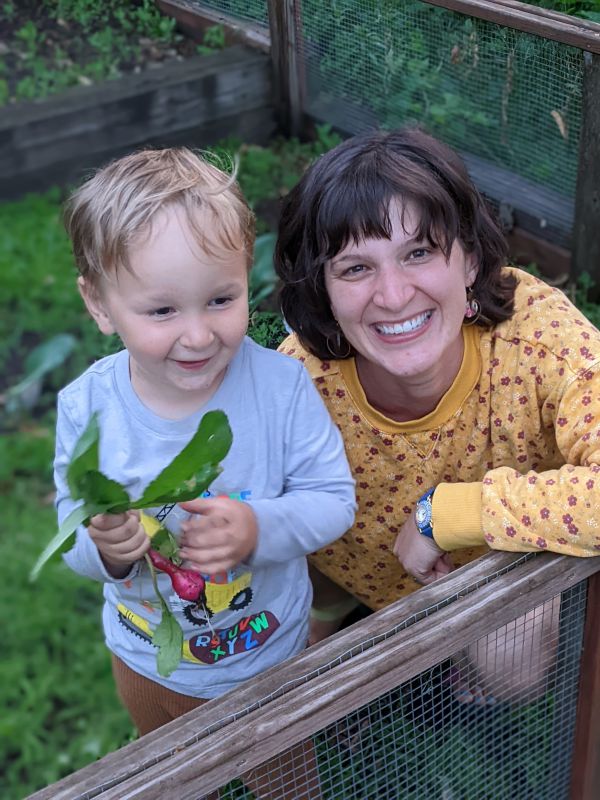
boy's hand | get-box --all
[393,512,454,586]
[178,498,258,574]
[87,510,149,578]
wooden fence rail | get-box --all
[27,550,600,800]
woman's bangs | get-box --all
[316,177,395,260]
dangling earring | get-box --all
[325,327,351,359]
[464,285,481,324]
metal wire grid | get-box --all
[188,0,269,26]
[297,0,583,201]
[214,579,587,799]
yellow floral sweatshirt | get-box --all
[279,268,600,610]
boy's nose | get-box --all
[179,317,214,350]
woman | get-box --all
[274,127,600,700]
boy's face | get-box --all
[79,205,249,418]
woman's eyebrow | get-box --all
[330,235,424,264]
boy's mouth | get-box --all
[174,358,211,370]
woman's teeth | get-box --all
[376,311,432,335]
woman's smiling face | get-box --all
[324,201,478,399]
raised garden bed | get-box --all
[0,43,274,201]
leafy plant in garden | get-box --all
[31,409,233,677]
[1,1,189,106]
[197,24,227,55]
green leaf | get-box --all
[30,503,98,581]
[151,526,181,564]
[66,413,130,509]
[132,463,222,508]
[66,413,101,499]
[154,605,183,677]
[135,410,232,506]
[76,470,130,511]
[6,334,77,411]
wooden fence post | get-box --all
[569,570,600,800]
[571,51,600,300]
[266,0,304,137]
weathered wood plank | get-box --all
[157,0,270,52]
[267,0,304,137]
[569,570,600,800]
[422,0,600,52]
[26,552,600,799]
[0,46,274,200]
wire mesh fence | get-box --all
[299,0,583,202]
[27,553,600,800]
[213,576,587,799]
[189,0,584,202]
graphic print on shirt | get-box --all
[117,495,281,665]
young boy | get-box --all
[56,148,355,795]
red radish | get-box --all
[148,548,205,601]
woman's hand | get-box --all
[178,497,258,574]
[88,509,149,578]
[393,512,454,585]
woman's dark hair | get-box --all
[274,127,517,360]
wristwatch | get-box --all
[415,487,435,539]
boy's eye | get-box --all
[151,306,175,317]
[209,296,232,306]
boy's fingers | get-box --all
[90,512,129,529]
[180,498,234,517]
[181,515,228,538]
[179,498,211,514]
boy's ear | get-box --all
[77,276,115,336]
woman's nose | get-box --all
[372,266,415,310]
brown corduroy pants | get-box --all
[112,653,208,735]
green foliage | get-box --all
[220,125,342,233]
[32,410,233,580]
[1,1,185,106]
[0,484,134,799]
[0,188,112,417]
[31,409,232,677]
[249,233,277,311]
[248,311,288,351]
[196,24,227,55]
[5,334,76,414]
[570,272,600,329]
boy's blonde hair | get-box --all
[64,147,255,285]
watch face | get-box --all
[416,500,432,529]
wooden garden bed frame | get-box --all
[26,550,600,799]
[0,44,274,201]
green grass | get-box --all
[0,482,134,800]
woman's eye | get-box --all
[342,264,366,277]
[408,248,431,261]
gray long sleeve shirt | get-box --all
[55,337,355,697]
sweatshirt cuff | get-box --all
[432,482,484,550]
